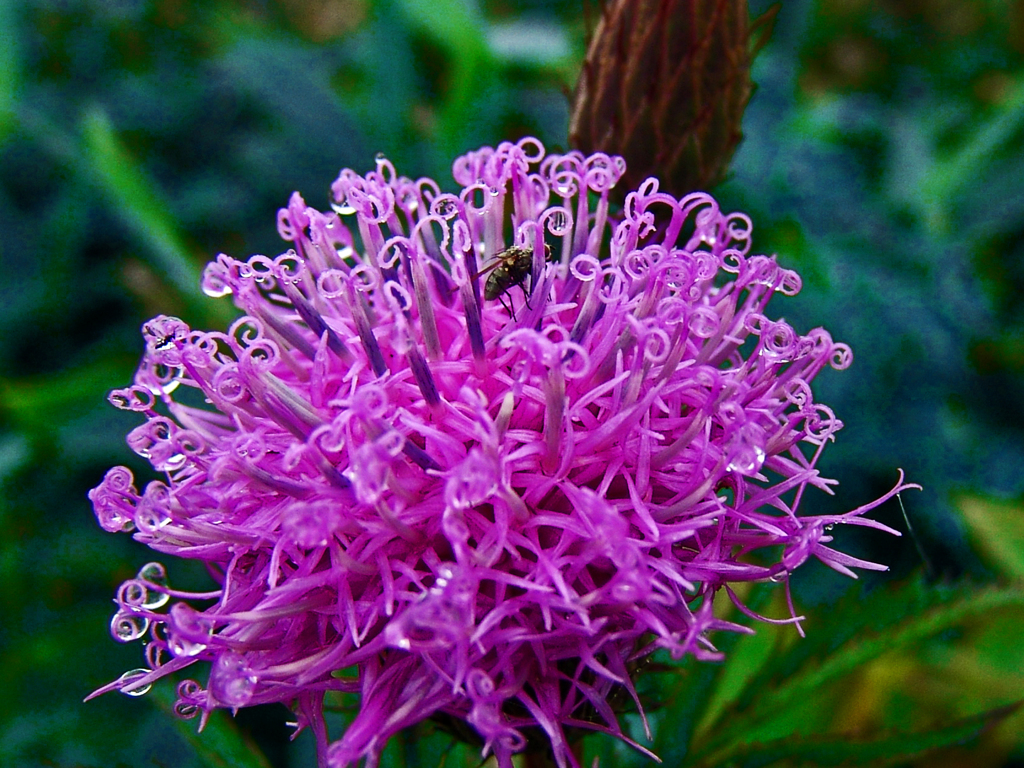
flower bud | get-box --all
[569,0,775,195]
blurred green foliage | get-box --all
[1,0,1023,766]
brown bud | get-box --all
[569,0,775,196]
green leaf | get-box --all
[18,105,234,328]
[395,0,486,54]
[921,74,1024,218]
[653,582,779,763]
[148,684,274,768]
[958,494,1024,579]
[79,107,217,324]
[393,0,495,159]
[711,701,1023,768]
[689,584,786,742]
[692,578,1024,762]
[0,357,134,432]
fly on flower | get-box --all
[87,137,917,768]
[479,242,553,316]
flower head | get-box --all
[88,138,913,768]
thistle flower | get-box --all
[88,138,914,768]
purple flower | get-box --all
[88,138,916,768]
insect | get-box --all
[480,243,552,316]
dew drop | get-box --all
[121,581,147,606]
[433,198,459,219]
[210,653,257,708]
[118,668,153,697]
[174,702,200,719]
[202,271,233,298]
[611,581,640,602]
[400,191,418,211]
[168,635,207,657]
[726,425,767,476]
[143,589,170,611]
[112,612,150,642]
[689,308,720,338]
[138,561,168,586]
[726,443,766,476]
[135,505,171,534]
[203,284,232,298]
[547,209,569,234]
[153,378,181,396]
[154,452,187,472]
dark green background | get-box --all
[2,0,1023,766]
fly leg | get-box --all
[499,293,517,319]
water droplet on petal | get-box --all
[400,191,418,211]
[137,562,168,585]
[209,652,257,708]
[388,631,412,651]
[546,208,570,235]
[111,612,150,642]
[432,197,459,219]
[158,452,187,471]
[142,589,169,611]
[345,443,391,505]
[145,641,169,670]
[118,668,153,697]
[174,702,200,718]
[444,450,498,509]
[726,424,767,476]
[167,634,207,658]
[120,581,147,607]
[201,266,233,298]
[689,307,720,338]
